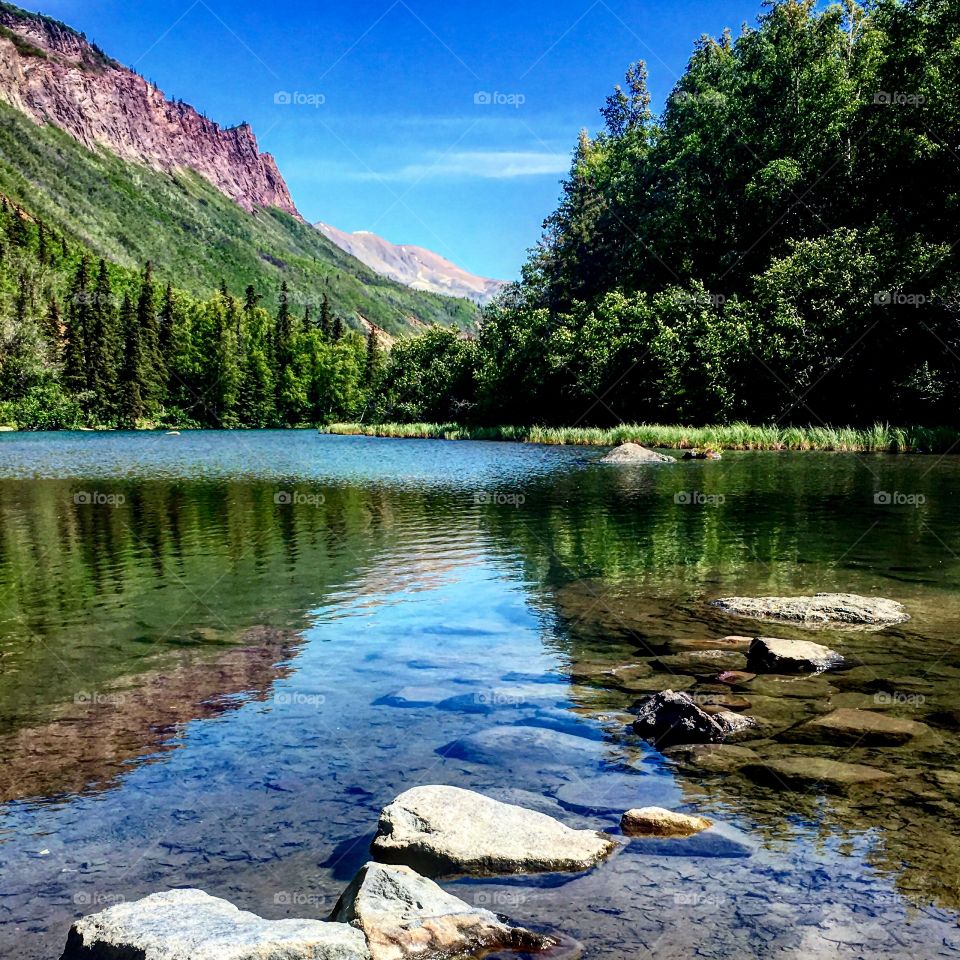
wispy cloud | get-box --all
[351,150,570,182]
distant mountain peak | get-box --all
[0,3,299,216]
[316,223,506,305]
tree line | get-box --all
[0,198,384,429]
[370,0,960,428]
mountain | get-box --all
[317,222,506,305]
[0,2,478,335]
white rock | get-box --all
[371,785,617,876]
[712,593,908,627]
[331,861,548,960]
[62,889,371,960]
[599,443,675,464]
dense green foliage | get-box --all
[0,198,388,428]
[375,0,960,428]
[0,101,478,339]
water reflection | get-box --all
[1,434,960,958]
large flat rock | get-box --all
[331,861,548,960]
[712,593,908,627]
[61,889,370,960]
[784,708,932,746]
[437,725,603,769]
[741,757,895,792]
[747,637,843,674]
[370,785,617,877]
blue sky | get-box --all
[37,0,764,280]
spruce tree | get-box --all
[63,256,92,394]
[364,327,383,386]
[37,221,48,265]
[118,293,146,428]
[159,282,176,369]
[136,262,165,406]
[87,260,119,418]
[43,298,63,359]
[332,315,345,342]
[319,293,332,340]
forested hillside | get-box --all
[0,198,386,428]
[373,0,960,428]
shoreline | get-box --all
[321,422,960,454]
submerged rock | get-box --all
[371,785,617,877]
[785,707,932,746]
[331,861,549,960]
[631,690,756,747]
[599,443,675,464]
[620,807,712,838]
[667,636,754,653]
[742,757,895,792]
[662,742,759,774]
[711,593,909,627]
[654,650,749,675]
[61,889,370,960]
[747,637,844,674]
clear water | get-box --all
[2,431,960,959]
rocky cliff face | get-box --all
[0,4,298,216]
[317,222,506,305]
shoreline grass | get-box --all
[321,422,960,454]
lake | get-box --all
[2,431,960,959]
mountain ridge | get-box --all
[0,1,298,216]
[316,221,505,305]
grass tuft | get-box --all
[321,422,960,454]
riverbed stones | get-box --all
[631,690,756,746]
[785,708,932,746]
[741,757,895,791]
[667,636,754,653]
[747,637,844,674]
[662,742,759,774]
[620,807,712,838]
[331,862,549,960]
[654,650,749,676]
[371,785,617,876]
[711,593,909,627]
[61,889,371,960]
[599,443,675,464]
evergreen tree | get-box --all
[63,256,92,394]
[118,293,147,428]
[159,282,176,370]
[319,293,332,340]
[332,315,345,342]
[136,261,165,406]
[364,327,383,387]
[87,260,120,418]
[37,221,48,265]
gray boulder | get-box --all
[61,889,370,960]
[747,637,844,674]
[331,862,549,960]
[599,443,675,464]
[631,690,756,747]
[371,785,616,877]
[784,707,932,746]
[711,593,908,627]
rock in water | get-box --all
[61,889,371,960]
[331,861,549,960]
[631,690,756,747]
[620,807,712,838]
[711,593,908,627]
[599,443,675,464]
[785,707,932,746]
[370,785,616,876]
[742,757,895,792]
[747,637,844,674]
